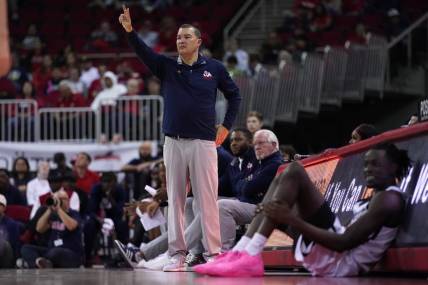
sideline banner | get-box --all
[0,142,146,172]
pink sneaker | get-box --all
[193,251,241,275]
[207,252,264,277]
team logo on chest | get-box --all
[203,70,213,79]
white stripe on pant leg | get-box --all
[187,139,221,255]
[164,137,189,256]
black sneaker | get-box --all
[35,257,53,269]
[113,240,139,268]
[184,253,206,271]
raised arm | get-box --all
[118,5,133,32]
[118,5,165,78]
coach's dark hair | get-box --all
[231,128,253,142]
[179,24,201,39]
[372,143,411,180]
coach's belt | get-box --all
[165,133,195,140]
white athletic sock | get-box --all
[232,236,251,252]
[244,233,267,256]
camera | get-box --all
[46,197,61,207]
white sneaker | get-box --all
[136,252,169,270]
[162,254,186,272]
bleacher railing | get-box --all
[0,96,163,143]
[2,37,388,141]
[216,35,388,127]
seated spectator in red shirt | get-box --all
[157,16,177,52]
[347,23,368,44]
[73,152,100,196]
[310,4,333,32]
[343,0,364,15]
[0,76,17,100]
[32,55,53,97]
[50,80,86,108]
[88,21,118,51]
[115,61,134,84]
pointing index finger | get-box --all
[122,4,127,12]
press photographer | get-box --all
[20,190,83,268]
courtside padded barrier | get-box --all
[262,121,428,272]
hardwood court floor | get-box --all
[0,269,427,285]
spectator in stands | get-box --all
[80,58,100,90]
[280,144,297,162]
[137,20,159,49]
[7,53,30,91]
[125,78,143,96]
[145,76,161,95]
[73,152,100,196]
[7,81,38,141]
[0,169,25,205]
[141,0,171,13]
[32,55,53,97]
[323,0,342,15]
[10,157,33,203]
[195,143,410,277]
[122,141,160,200]
[260,31,284,65]
[349,123,379,144]
[21,189,83,268]
[342,0,364,15]
[51,80,86,108]
[90,71,127,111]
[157,16,177,52]
[347,23,368,44]
[248,54,266,77]
[0,76,17,99]
[67,67,86,96]
[0,194,22,268]
[310,4,333,32]
[27,161,51,218]
[115,61,135,84]
[278,50,293,70]
[46,67,65,95]
[223,38,249,74]
[246,111,264,135]
[225,55,244,78]
[87,64,107,103]
[22,24,42,51]
[385,8,407,40]
[62,172,88,217]
[89,21,119,51]
[52,152,73,177]
[84,172,127,264]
